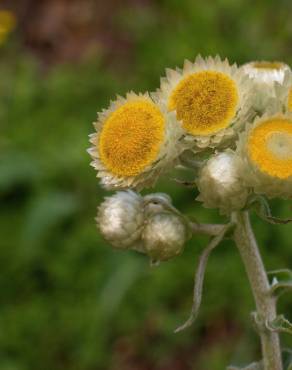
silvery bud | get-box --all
[142,212,188,262]
[197,151,248,215]
[143,192,172,215]
[97,191,144,249]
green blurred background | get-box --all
[0,1,292,369]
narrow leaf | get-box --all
[170,177,196,188]
[266,315,292,335]
[270,281,292,296]
[268,269,292,297]
[227,361,262,370]
[248,195,292,225]
[174,223,233,333]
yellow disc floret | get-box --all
[288,87,292,112]
[248,118,292,179]
[168,71,239,136]
[252,61,284,70]
[99,100,165,177]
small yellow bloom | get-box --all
[154,55,253,151]
[168,71,239,136]
[88,92,183,190]
[248,118,292,179]
[236,114,292,199]
[99,100,165,177]
[0,10,16,44]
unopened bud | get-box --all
[197,151,248,214]
[142,212,188,262]
[143,192,172,215]
[97,191,144,249]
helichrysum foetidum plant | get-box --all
[88,56,292,370]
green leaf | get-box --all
[0,152,41,191]
[21,191,79,246]
[98,256,144,317]
[248,195,292,225]
[282,348,292,370]
[227,361,263,370]
[270,280,292,296]
[268,269,292,297]
[174,222,234,333]
[267,315,292,335]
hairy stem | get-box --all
[232,211,282,370]
[189,222,225,236]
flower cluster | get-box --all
[97,191,189,263]
[89,56,292,257]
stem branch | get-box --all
[189,222,225,236]
[232,211,282,370]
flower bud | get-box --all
[142,212,188,262]
[197,151,248,214]
[143,192,172,215]
[97,191,144,249]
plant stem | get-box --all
[232,211,282,370]
[189,222,225,236]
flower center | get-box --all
[252,61,284,70]
[248,118,292,179]
[168,71,239,136]
[288,87,292,112]
[99,100,165,177]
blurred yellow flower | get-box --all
[0,10,16,45]
[288,87,292,112]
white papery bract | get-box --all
[235,113,292,199]
[274,70,292,113]
[241,61,291,113]
[88,92,183,191]
[197,151,249,214]
[97,191,144,249]
[153,55,254,151]
[242,61,290,85]
[142,212,188,262]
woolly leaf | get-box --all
[267,315,292,335]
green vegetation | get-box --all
[1,0,292,369]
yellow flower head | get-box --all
[99,100,164,177]
[236,113,292,199]
[88,92,183,190]
[154,55,253,151]
[168,70,239,136]
[248,118,292,179]
[0,10,16,44]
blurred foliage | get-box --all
[0,0,292,369]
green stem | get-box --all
[232,211,282,370]
[189,222,225,236]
